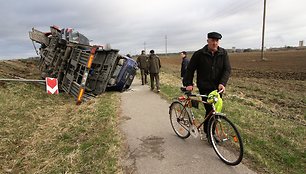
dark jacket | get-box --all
[183,45,231,92]
[181,57,190,78]
[136,54,148,70]
[148,54,161,74]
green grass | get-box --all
[0,82,122,173]
[223,97,305,174]
[159,71,306,174]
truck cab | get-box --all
[62,28,90,45]
[107,55,137,91]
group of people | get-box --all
[136,49,189,93]
[136,31,231,137]
[136,49,161,92]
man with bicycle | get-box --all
[183,31,231,136]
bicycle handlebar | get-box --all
[180,87,224,98]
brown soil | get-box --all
[160,49,306,80]
[0,58,41,79]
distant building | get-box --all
[299,40,304,47]
[243,48,252,52]
[232,47,236,52]
[235,49,243,53]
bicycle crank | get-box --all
[190,125,199,138]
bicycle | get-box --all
[169,87,243,166]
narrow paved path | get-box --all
[120,79,256,174]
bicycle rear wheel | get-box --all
[209,115,243,165]
[169,101,191,139]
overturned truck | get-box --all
[29,25,137,103]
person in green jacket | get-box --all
[148,50,161,92]
[136,50,149,85]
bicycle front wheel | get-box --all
[169,101,191,139]
[209,115,243,165]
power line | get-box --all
[214,0,261,19]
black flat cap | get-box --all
[207,32,222,39]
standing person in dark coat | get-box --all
[180,51,189,84]
[136,50,149,85]
[148,50,161,92]
[183,32,231,135]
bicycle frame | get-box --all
[177,89,224,131]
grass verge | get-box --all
[0,82,122,173]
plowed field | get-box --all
[160,49,306,80]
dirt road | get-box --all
[120,79,256,174]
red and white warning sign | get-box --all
[45,77,59,94]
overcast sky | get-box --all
[0,0,305,59]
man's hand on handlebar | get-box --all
[186,85,193,91]
[218,84,225,93]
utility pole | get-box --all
[144,42,146,52]
[165,35,168,57]
[261,0,267,61]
